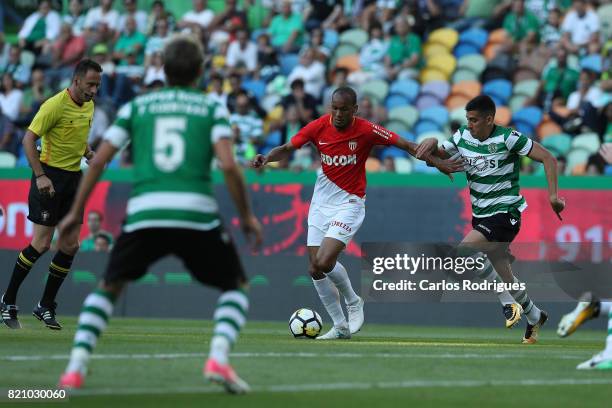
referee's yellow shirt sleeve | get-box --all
[28,98,63,137]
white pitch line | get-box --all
[2,351,587,362]
[52,378,612,397]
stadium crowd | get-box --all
[0,0,610,175]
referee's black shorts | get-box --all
[27,163,83,227]
[104,227,247,291]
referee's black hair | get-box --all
[332,86,357,105]
[73,59,102,79]
[465,95,496,116]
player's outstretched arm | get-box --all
[396,137,463,179]
[252,142,297,168]
[415,137,450,160]
[58,141,119,238]
[527,141,565,220]
[215,138,263,250]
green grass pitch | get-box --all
[1,316,611,407]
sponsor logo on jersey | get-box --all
[488,143,498,153]
[465,156,498,171]
[320,153,357,166]
[348,140,357,151]
[464,140,479,147]
[372,124,392,140]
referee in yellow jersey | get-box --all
[1,59,102,330]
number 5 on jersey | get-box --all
[154,117,186,172]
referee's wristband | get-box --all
[35,173,46,179]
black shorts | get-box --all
[27,163,82,226]
[104,227,247,291]
[472,211,521,243]
[472,211,521,261]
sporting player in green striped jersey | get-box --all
[417,95,565,344]
[56,35,262,394]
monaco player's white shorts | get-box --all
[307,200,366,247]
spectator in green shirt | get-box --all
[527,47,580,111]
[80,210,113,252]
[384,16,422,81]
[502,0,540,52]
[113,16,147,66]
[268,0,304,53]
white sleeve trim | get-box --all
[103,125,130,148]
[212,125,232,143]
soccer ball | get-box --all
[289,308,323,339]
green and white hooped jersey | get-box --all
[103,87,232,232]
[441,125,533,218]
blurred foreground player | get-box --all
[58,35,262,393]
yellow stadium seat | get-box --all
[428,28,459,50]
[424,42,450,58]
[420,67,449,83]
[426,53,457,77]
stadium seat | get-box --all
[339,28,368,48]
[424,42,450,58]
[399,131,416,142]
[262,94,282,114]
[323,29,339,50]
[541,133,572,157]
[451,81,481,99]
[562,150,584,174]
[483,43,502,61]
[512,106,543,129]
[381,146,409,159]
[388,105,419,128]
[360,79,389,104]
[450,107,468,126]
[452,68,479,83]
[571,132,601,154]
[412,159,439,174]
[420,80,451,102]
[279,53,299,76]
[513,65,541,82]
[365,157,381,172]
[571,162,587,175]
[20,50,35,68]
[466,0,496,17]
[536,118,562,140]
[333,43,360,59]
[420,67,450,83]
[426,53,457,78]
[0,152,17,168]
[427,28,459,51]
[385,120,410,134]
[414,120,442,136]
[453,43,481,58]
[446,93,471,110]
[389,79,420,102]
[482,79,512,105]
[598,4,612,40]
[264,130,282,148]
[513,79,540,98]
[458,28,488,51]
[416,131,447,144]
[385,94,411,110]
[393,157,413,174]
[335,54,360,72]
[580,54,602,74]
[420,106,449,127]
[494,106,511,126]
[509,95,528,112]
[415,94,442,110]
[457,54,486,75]
[488,29,508,44]
[242,79,266,102]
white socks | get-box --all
[312,276,347,328]
[326,262,360,305]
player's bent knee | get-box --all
[314,257,335,274]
